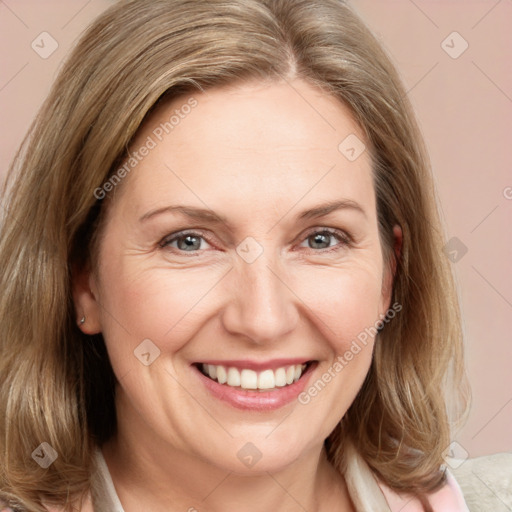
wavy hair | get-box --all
[0,0,469,510]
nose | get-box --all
[220,252,300,346]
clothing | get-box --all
[91,450,124,512]
[448,452,512,511]
[91,446,470,511]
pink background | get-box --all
[0,0,510,457]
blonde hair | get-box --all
[0,0,469,510]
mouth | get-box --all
[195,361,315,391]
[192,359,317,410]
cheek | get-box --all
[95,257,225,369]
[292,263,385,351]
[292,266,384,437]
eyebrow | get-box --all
[139,199,366,225]
[139,205,229,224]
[297,199,366,221]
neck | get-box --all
[101,396,354,512]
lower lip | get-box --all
[193,363,316,411]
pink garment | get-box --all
[378,470,470,511]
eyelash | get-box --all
[159,228,352,255]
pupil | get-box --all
[311,233,329,249]
[179,235,200,251]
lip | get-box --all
[192,360,317,411]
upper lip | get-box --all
[194,358,314,371]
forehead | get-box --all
[114,79,375,221]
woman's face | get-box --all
[77,79,396,473]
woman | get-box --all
[0,0,470,510]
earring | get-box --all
[80,316,86,325]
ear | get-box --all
[380,224,403,314]
[71,263,102,334]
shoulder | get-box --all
[378,469,469,512]
[343,439,470,511]
[448,451,512,511]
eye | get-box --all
[298,228,351,252]
[159,231,212,252]
[159,227,352,256]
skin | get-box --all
[73,78,401,512]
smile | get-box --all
[192,359,317,411]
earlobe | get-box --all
[71,265,102,335]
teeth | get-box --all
[240,369,258,389]
[217,365,227,384]
[274,367,287,387]
[200,363,308,391]
[227,367,241,387]
[286,366,295,385]
[207,364,217,380]
[258,369,275,390]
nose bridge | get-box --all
[221,245,299,344]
